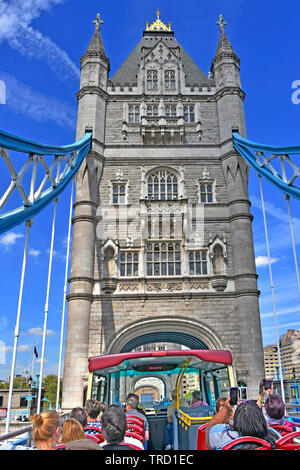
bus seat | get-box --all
[197,423,209,450]
[127,423,144,436]
[126,418,144,429]
[222,437,272,450]
[276,431,300,450]
[125,431,144,443]
[269,424,295,437]
[84,425,104,443]
[126,414,145,426]
[84,433,100,443]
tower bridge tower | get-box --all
[62,12,264,409]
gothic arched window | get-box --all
[147,70,158,90]
[147,169,179,200]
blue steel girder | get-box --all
[232,132,300,200]
[0,129,92,234]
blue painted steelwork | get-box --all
[0,129,92,234]
[232,132,300,200]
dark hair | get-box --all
[215,397,227,412]
[192,390,202,401]
[70,407,87,428]
[228,400,277,449]
[85,399,101,419]
[265,394,285,420]
[101,405,127,445]
[126,397,138,410]
[126,393,139,405]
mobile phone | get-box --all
[264,379,273,390]
[259,379,265,394]
[230,387,239,406]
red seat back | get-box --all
[126,414,144,426]
[127,418,144,429]
[269,424,294,437]
[127,423,144,435]
[276,431,300,450]
[84,425,104,443]
[222,437,272,450]
[125,431,144,444]
[85,433,100,443]
[197,423,208,450]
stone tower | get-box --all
[62,12,264,410]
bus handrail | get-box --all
[0,425,32,443]
[176,410,212,427]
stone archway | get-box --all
[106,316,225,354]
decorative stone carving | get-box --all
[211,275,228,292]
[146,282,183,292]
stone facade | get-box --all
[62,13,265,410]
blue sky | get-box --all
[0,0,299,382]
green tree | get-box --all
[43,375,62,410]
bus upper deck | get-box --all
[87,349,234,450]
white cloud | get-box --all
[25,327,56,336]
[0,71,77,129]
[255,256,279,267]
[29,248,41,257]
[0,0,80,83]
[0,344,31,352]
[261,305,300,319]
[0,231,23,249]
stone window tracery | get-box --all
[147,105,159,117]
[164,70,176,89]
[128,105,140,123]
[165,105,176,117]
[147,70,158,90]
[183,105,195,123]
[147,169,179,200]
[189,251,208,275]
[199,182,213,203]
[146,241,181,276]
[120,251,139,277]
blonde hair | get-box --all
[60,418,85,443]
[31,410,60,448]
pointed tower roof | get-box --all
[212,15,240,66]
[81,13,110,67]
[109,11,212,88]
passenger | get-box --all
[85,399,102,435]
[215,397,232,425]
[205,397,277,450]
[264,394,295,432]
[164,390,189,450]
[125,394,150,446]
[59,418,101,451]
[31,410,61,450]
[101,404,136,450]
[190,390,209,408]
[70,407,88,429]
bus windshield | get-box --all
[88,349,233,409]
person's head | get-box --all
[215,397,227,413]
[265,394,285,420]
[192,390,202,403]
[232,400,277,448]
[101,405,127,445]
[70,407,87,428]
[126,393,139,406]
[215,397,232,424]
[60,418,85,443]
[126,396,138,411]
[85,399,101,420]
[31,410,61,450]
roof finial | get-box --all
[93,13,104,32]
[145,9,172,32]
[216,14,227,33]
